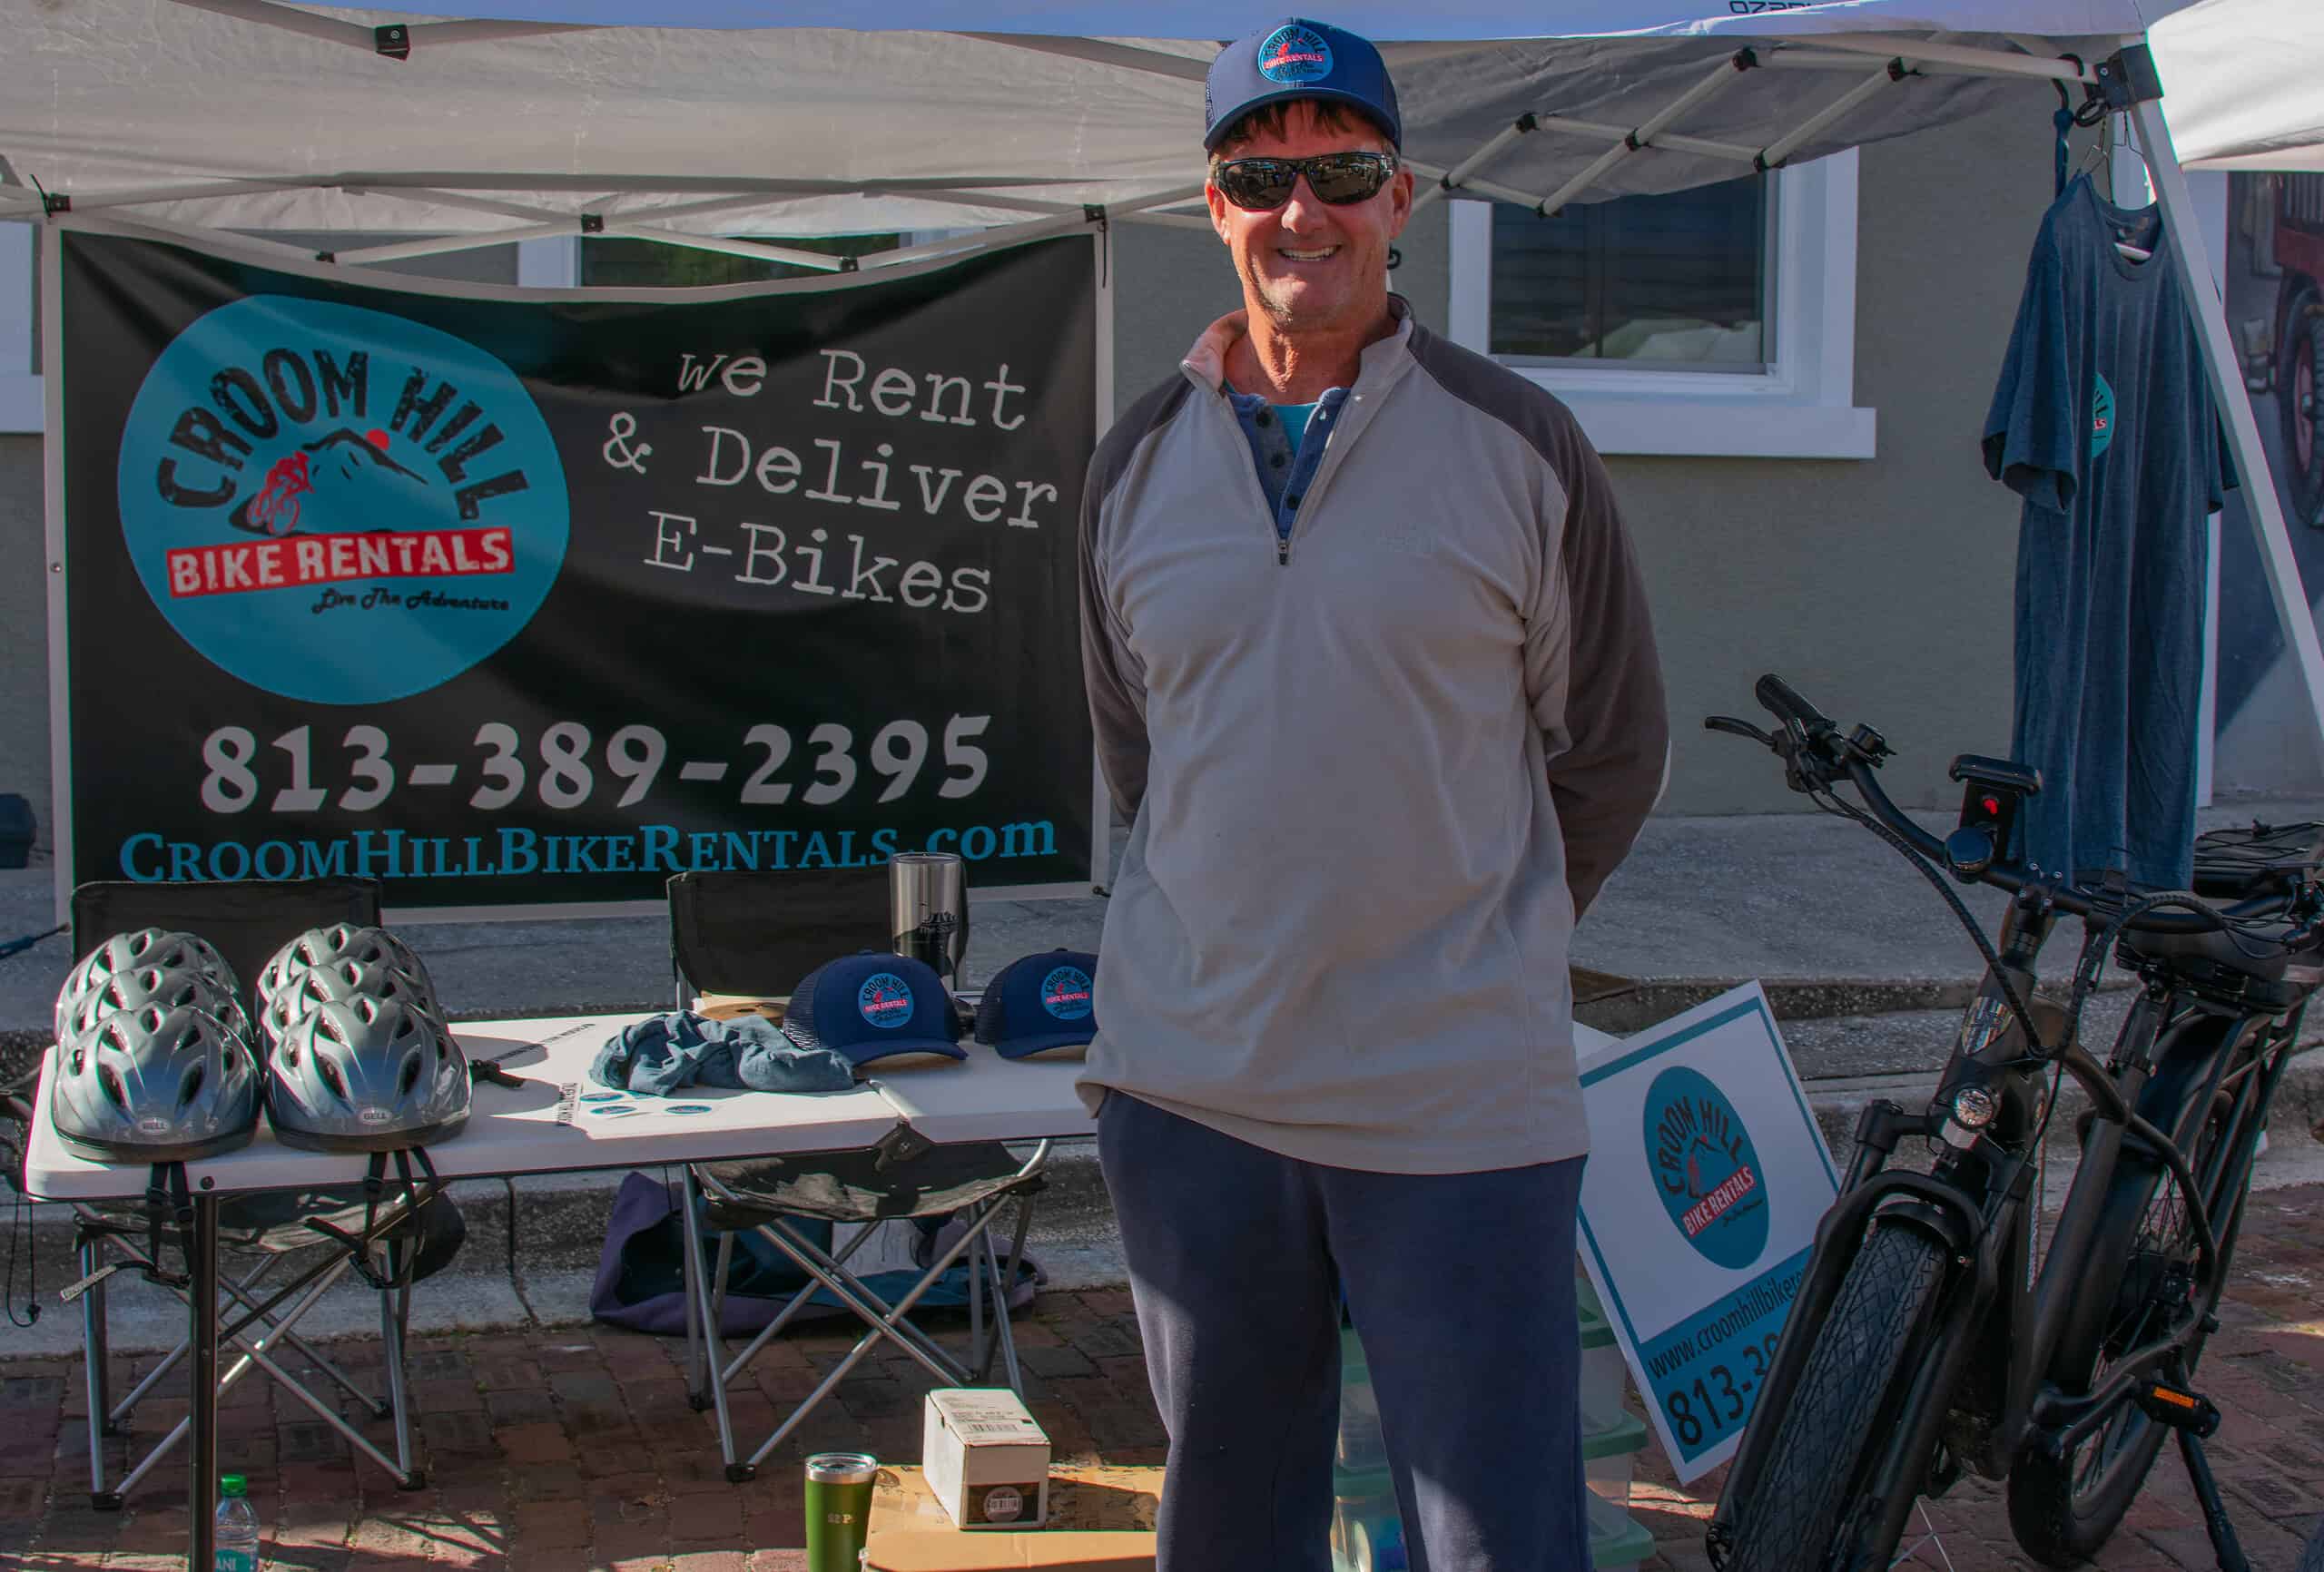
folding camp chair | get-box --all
[663,870,1048,1482]
[63,878,460,1503]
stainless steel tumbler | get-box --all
[889,851,970,985]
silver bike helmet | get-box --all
[256,925,435,1011]
[50,1003,260,1163]
[260,958,438,1056]
[57,929,237,1040]
[268,997,470,1152]
[60,962,255,1048]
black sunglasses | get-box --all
[1213,152,1400,211]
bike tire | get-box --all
[1718,1222,1951,1572]
[2007,1027,2258,1567]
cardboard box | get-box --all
[863,1464,1159,1572]
[924,1390,1051,1529]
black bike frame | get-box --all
[1710,732,2309,1571]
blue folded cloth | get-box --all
[591,1012,854,1097]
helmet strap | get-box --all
[140,1162,193,1290]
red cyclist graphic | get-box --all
[231,427,426,537]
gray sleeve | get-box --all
[1078,377,1187,821]
[1078,471,1148,820]
[1528,410,1668,919]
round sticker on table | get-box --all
[580,1091,623,1103]
[1039,966,1093,1023]
[665,1104,713,1115]
[587,1104,639,1118]
[116,295,569,705]
[1642,1066,1769,1272]
[857,972,915,1030]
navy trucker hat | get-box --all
[783,951,964,1069]
[975,949,1099,1060]
[1205,18,1402,152]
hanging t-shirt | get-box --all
[1983,173,2232,890]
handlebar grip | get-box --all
[1755,673,1833,732]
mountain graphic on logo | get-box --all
[230,427,430,537]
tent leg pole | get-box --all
[2134,95,2324,764]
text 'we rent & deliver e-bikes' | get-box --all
[1704,676,2319,1572]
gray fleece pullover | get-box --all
[1075,300,1667,1174]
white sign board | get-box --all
[1575,983,1839,1482]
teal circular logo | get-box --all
[118,295,568,704]
[2091,371,2115,460]
[857,972,914,1029]
[1039,966,1093,1022]
[1643,1066,1769,1271]
[1257,24,1334,84]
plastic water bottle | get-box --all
[214,1474,261,1572]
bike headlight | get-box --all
[1950,1086,1999,1129]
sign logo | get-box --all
[2091,371,2115,459]
[857,972,915,1029]
[980,1487,1025,1524]
[1257,24,1334,84]
[1643,1066,1769,1272]
[1039,965,1093,1022]
[117,295,569,705]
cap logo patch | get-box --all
[1258,24,1333,84]
[1039,966,1094,1023]
[857,972,916,1030]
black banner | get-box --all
[58,227,1098,908]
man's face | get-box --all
[1206,101,1413,336]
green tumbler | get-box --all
[804,1452,880,1571]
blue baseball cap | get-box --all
[783,952,964,1069]
[1205,18,1402,152]
[974,949,1099,1061]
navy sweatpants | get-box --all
[1096,1091,1590,1572]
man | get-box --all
[1075,16,1667,1571]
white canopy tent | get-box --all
[5,0,2319,736]
[14,3,2324,1560]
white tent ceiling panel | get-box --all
[283,0,2195,39]
[6,0,2131,234]
[2150,0,2324,172]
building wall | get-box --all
[0,434,45,846]
[1112,93,2059,815]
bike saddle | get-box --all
[2117,926,2293,989]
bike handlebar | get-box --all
[1718,675,2309,936]
[1753,673,1832,736]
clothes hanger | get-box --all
[2075,112,2154,261]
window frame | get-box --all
[1444,149,1874,460]
[0,221,38,433]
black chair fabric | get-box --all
[697,1142,1040,1228]
[665,869,891,1001]
[81,1188,467,1277]
[69,877,383,1017]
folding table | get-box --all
[21,1012,1097,1566]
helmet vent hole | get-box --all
[181,1063,205,1106]
[97,1064,126,1109]
[318,1057,347,1100]
[399,1054,422,1096]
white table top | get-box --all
[24,1012,1098,1203]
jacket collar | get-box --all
[1179,295,1415,398]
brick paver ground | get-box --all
[2,1185,2317,1570]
